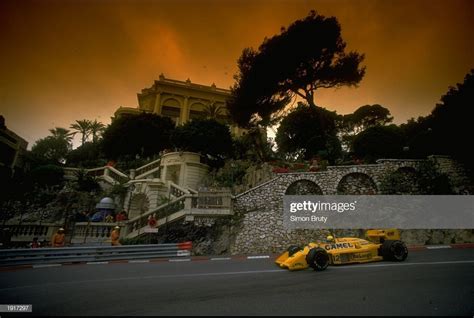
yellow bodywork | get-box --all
[276,229,401,271]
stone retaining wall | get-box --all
[230,157,473,254]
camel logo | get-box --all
[324,243,354,250]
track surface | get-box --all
[0,249,473,316]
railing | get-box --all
[192,191,232,209]
[87,167,107,177]
[71,222,118,244]
[126,195,187,235]
[3,223,59,243]
[170,182,189,198]
[6,223,59,240]
[0,242,193,266]
[134,158,161,179]
[105,166,129,184]
[63,166,128,185]
[63,168,78,179]
[3,192,233,243]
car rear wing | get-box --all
[365,229,401,243]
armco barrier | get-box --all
[0,242,192,267]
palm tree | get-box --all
[89,120,105,143]
[203,103,225,120]
[49,127,74,143]
[48,127,74,153]
[70,119,92,146]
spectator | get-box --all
[51,228,66,247]
[116,211,128,222]
[30,237,41,248]
[148,214,157,228]
[110,226,121,246]
[90,211,103,222]
[105,214,115,223]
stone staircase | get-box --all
[124,187,233,239]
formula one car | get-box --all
[276,229,408,271]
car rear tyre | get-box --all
[306,248,329,271]
[288,245,302,256]
[379,240,408,261]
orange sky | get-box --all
[1,0,473,148]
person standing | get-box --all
[116,211,128,222]
[110,226,121,246]
[51,228,66,247]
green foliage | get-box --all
[416,161,454,194]
[352,125,405,162]
[101,113,174,160]
[228,10,365,127]
[214,160,251,188]
[66,142,105,168]
[89,120,106,143]
[70,119,92,146]
[120,235,158,245]
[232,128,275,162]
[380,161,454,194]
[400,69,474,181]
[108,183,128,198]
[29,164,65,188]
[70,119,105,145]
[171,119,233,166]
[71,169,101,193]
[276,103,341,162]
[430,69,474,159]
[347,104,393,130]
[338,104,393,151]
[31,135,71,165]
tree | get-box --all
[101,113,174,160]
[352,125,405,162]
[380,161,453,194]
[228,10,365,127]
[89,120,105,143]
[343,104,393,133]
[203,103,225,120]
[70,120,92,146]
[170,119,233,166]
[430,70,474,160]
[28,164,65,188]
[49,127,74,144]
[232,128,275,162]
[399,69,474,182]
[276,103,341,162]
[66,141,105,168]
[31,127,73,165]
[338,104,393,151]
[400,116,437,158]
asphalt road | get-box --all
[0,249,473,316]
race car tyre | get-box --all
[379,240,408,261]
[306,247,329,271]
[288,245,302,256]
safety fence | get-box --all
[0,242,192,267]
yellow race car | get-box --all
[276,229,408,271]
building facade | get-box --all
[114,74,245,136]
[0,116,28,177]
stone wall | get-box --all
[230,157,473,254]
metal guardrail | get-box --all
[0,242,192,267]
